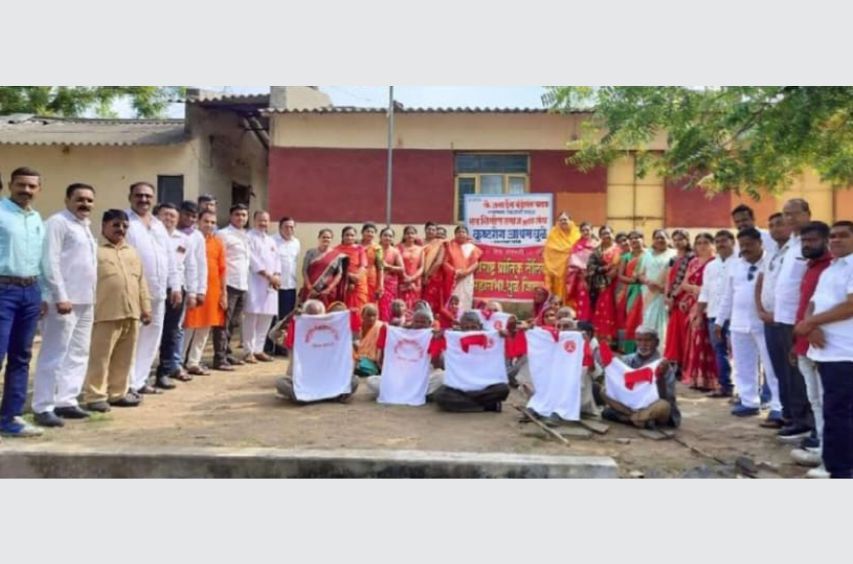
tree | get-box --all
[0,86,185,118]
[543,86,853,198]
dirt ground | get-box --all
[5,348,811,478]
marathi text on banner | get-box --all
[465,194,553,302]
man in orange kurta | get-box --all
[182,210,227,375]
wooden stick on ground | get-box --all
[512,405,570,446]
[671,435,728,466]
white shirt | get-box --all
[273,234,301,291]
[181,227,208,297]
[759,239,789,314]
[165,229,193,294]
[217,224,250,291]
[717,253,767,333]
[773,234,809,325]
[40,209,97,305]
[698,253,734,320]
[125,209,178,301]
[807,254,853,362]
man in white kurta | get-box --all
[125,182,180,395]
[716,228,781,416]
[32,183,98,427]
[243,211,280,362]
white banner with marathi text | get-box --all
[465,194,553,302]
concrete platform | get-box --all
[0,444,618,479]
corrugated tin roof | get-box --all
[184,93,270,105]
[263,106,561,114]
[0,116,188,146]
[181,91,270,107]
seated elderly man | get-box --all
[433,311,511,413]
[275,299,360,404]
[600,325,681,429]
[365,306,445,400]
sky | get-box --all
[161,86,547,117]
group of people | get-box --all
[300,221,482,324]
[0,167,302,440]
[1,166,851,479]
[535,204,853,479]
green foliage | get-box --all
[0,86,185,119]
[543,86,853,198]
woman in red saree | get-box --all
[335,225,369,311]
[445,225,483,311]
[398,225,424,310]
[422,223,451,315]
[361,222,384,305]
[616,231,646,354]
[682,233,718,391]
[564,222,596,322]
[300,228,347,307]
[663,229,695,367]
[588,226,621,344]
[377,227,404,322]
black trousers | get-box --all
[212,286,246,365]
[765,322,813,428]
[819,361,853,479]
[434,384,510,412]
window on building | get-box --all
[157,175,184,206]
[454,154,529,221]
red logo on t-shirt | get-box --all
[305,324,340,348]
[394,338,426,363]
[493,321,504,331]
[563,341,577,354]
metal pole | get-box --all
[385,86,395,227]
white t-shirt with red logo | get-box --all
[443,330,508,392]
[601,346,661,411]
[292,311,354,401]
[525,329,585,421]
[378,326,434,406]
[477,311,513,332]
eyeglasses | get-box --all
[747,265,758,282]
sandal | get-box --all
[172,370,193,382]
[186,365,210,376]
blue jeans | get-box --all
[0,283,42,425]
[157,289,185,377]
[818,362,853,479]
[707,318,732,392]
